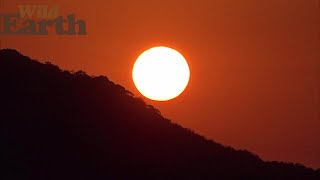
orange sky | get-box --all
[1,0,319,168]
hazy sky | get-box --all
[1,0,319,168]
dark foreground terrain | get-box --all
[1,49,319,179]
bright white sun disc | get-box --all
[132,46,190,101]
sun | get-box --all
[132,46,190,101]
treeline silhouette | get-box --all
[0,49,319,179]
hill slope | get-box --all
[0,49,319,179]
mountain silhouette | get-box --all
[0,49,319,179]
